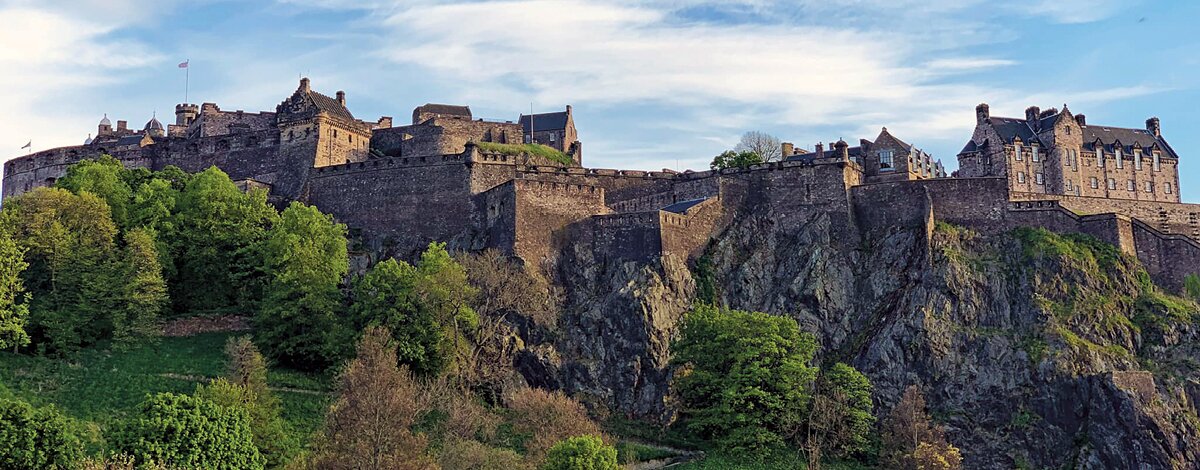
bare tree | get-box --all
[734,131,783,162]
[880,385,963,470]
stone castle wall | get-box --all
[1011,192,1200,240]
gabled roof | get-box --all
[309,90,356,122]
[520,111,569,132]
[959,140,978,154]
[416,104,471,118]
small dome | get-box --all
[84,133,93,145]
[144,116,163,131]
[100,114,111,126]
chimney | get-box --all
[299,77,310,93]
[976,103,990,125]
[336,91,346,107]
[1075,114,1086,126]
[566,105,572,114]
[377,116,393,129]
[781,142,794,157]
[815,142,824,157]
[1025,106,1040,129]
[1146,117,1161,137]
[117,120,128,131]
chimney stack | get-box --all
[1146,117,1161,137]
[299,77,310,93]
[336,91,346,107]
[815,142,824,157]
[781,142,794,157]
[1025,106,1041,130]
[1075,114,1086,126]
[976,103,990,125]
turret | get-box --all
[144,114,165,138]
[975,103,990,125]
[175,103,199,126]
[1146,117,1161,137]
[98,114,112,136]
[834,139,849,160]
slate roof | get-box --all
[116,134,145,146]
[988,117,1040,144]
[985,112,1179,159]
[959,140,978,154]
[662,198,708,214]
[416,104,472,118]
[520,111,569,132]
[309,91,356,121]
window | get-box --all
[1065,126,1071,135]
[1116,148,1123,169]
[1031,144,1040,162]
[1127,180,1135,191]
[334,130,338,138]
[1018,172,1026,184]
[1165,182,1173,194]
[1035,172,1044,185]
[1135,149,1143,170]
[879,150,894,170]
[1154,152,1161,172]
[1090,177,1099,189]
[1145,181,1153,192]
[1097,149,1104,168]
[549,132,556,142]
[1108,178,1116,190]
[1014,144,1022,161]
[1066,179,1074,191]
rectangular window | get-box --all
[1097,149,1104,168]
[1014,144,1023,161]
[1018,172,1026,184]
[1127,180,1135,191]
[1066,179,1074,191]
[1031,144,1040,162]
[879,150,894,170]
[1145,181,1153,192]
[1165,182,1173,194]
[1090,177,1099,189]
[1154,152,1161,172]
[1116,148,1124,169]
[1035,172,1044,185]
[1135,149,1143,170]
[1108,178,1116,190]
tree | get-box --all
[734,131,783,162]
[457,250,560,397]
[173,166,277,314]
[255,202,348,369]
[800,363,875,469]
[506,387,606,462]
[0,217,30,352]
[709,150,763,171]
[1185,274,1200,302]
[439,438,528,470]
[113,228,166,349]
[203,336,296,468]
[3,187,121,353]
[880,385,962,470]
[672,305,818,452]
[413,242,479,376]
[541,435,618,470]
[114,392,264,470]
[312,326,436,469]
[55,155,133,228]
[0,397,82,469]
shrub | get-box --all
[114,392,264,470]
[438,438,529,470]
[541,435,618,470]
[0,397,81,469]
[506,387,606,461]
[672,305,817,452]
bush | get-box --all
[438,438,529,470]
[541,435,618,470]
[506,387,606,461]
[0,397,81,469]
[114,392,264,470]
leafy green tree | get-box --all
[0,216,31,351]
[1185,274,1200,302]
[113,228,166,349]
[173,166,277,314]
[3,187,121,353]
[255,202,348,369]
[114,392,264,470]
[709,150,764,170]
[215,336,297,467]
[0,397,82,469]
[540,435,618,470]
[55,155,133,228]
[672,305,817,452]
[800,362,875,468]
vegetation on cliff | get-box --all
[474,141,574,166]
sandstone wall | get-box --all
[1011,192,1200,240]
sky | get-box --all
[2,0,1198,201]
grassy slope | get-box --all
[0,332,329,451]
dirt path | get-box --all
[160,315,252,337]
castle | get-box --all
[3,79,1199,291]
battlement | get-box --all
[310,153,468,177]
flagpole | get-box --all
[185,59,190,103]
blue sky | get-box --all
[2,0,1198,201]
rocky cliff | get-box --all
[532,209,1200,468]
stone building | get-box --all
[519,106,581,164]
[784,128,947,183]
[957,103,1181,203]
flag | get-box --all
[178,60,189,68]
[21,141,30,149]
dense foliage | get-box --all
[709,150,764,170]
[541,435,619,470]
[0,397,81,469]
[672,305,818,452]
[0,217,30,351]
[114,392,264,470]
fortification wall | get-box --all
[510,180,608,268]
[371,118,523,158]
[1130,219,1200,292]
[1011,192,1200,240]
[660,197,725,261]
[478,180,517,255]
[593,212,664,263]
[515,166,678,207]
[189,107,276,138]
[853,177,1010,235]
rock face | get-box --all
[536,207,1200,468]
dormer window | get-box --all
[1153,152,1161,172]
[1135,149,1143,170]
[1115,147,1123,169]
[1097,148,1104,168]
[1014,143,1022,161]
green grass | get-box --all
[675,450,869,470]
[474,141,574,165]
[0,332,330,452]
